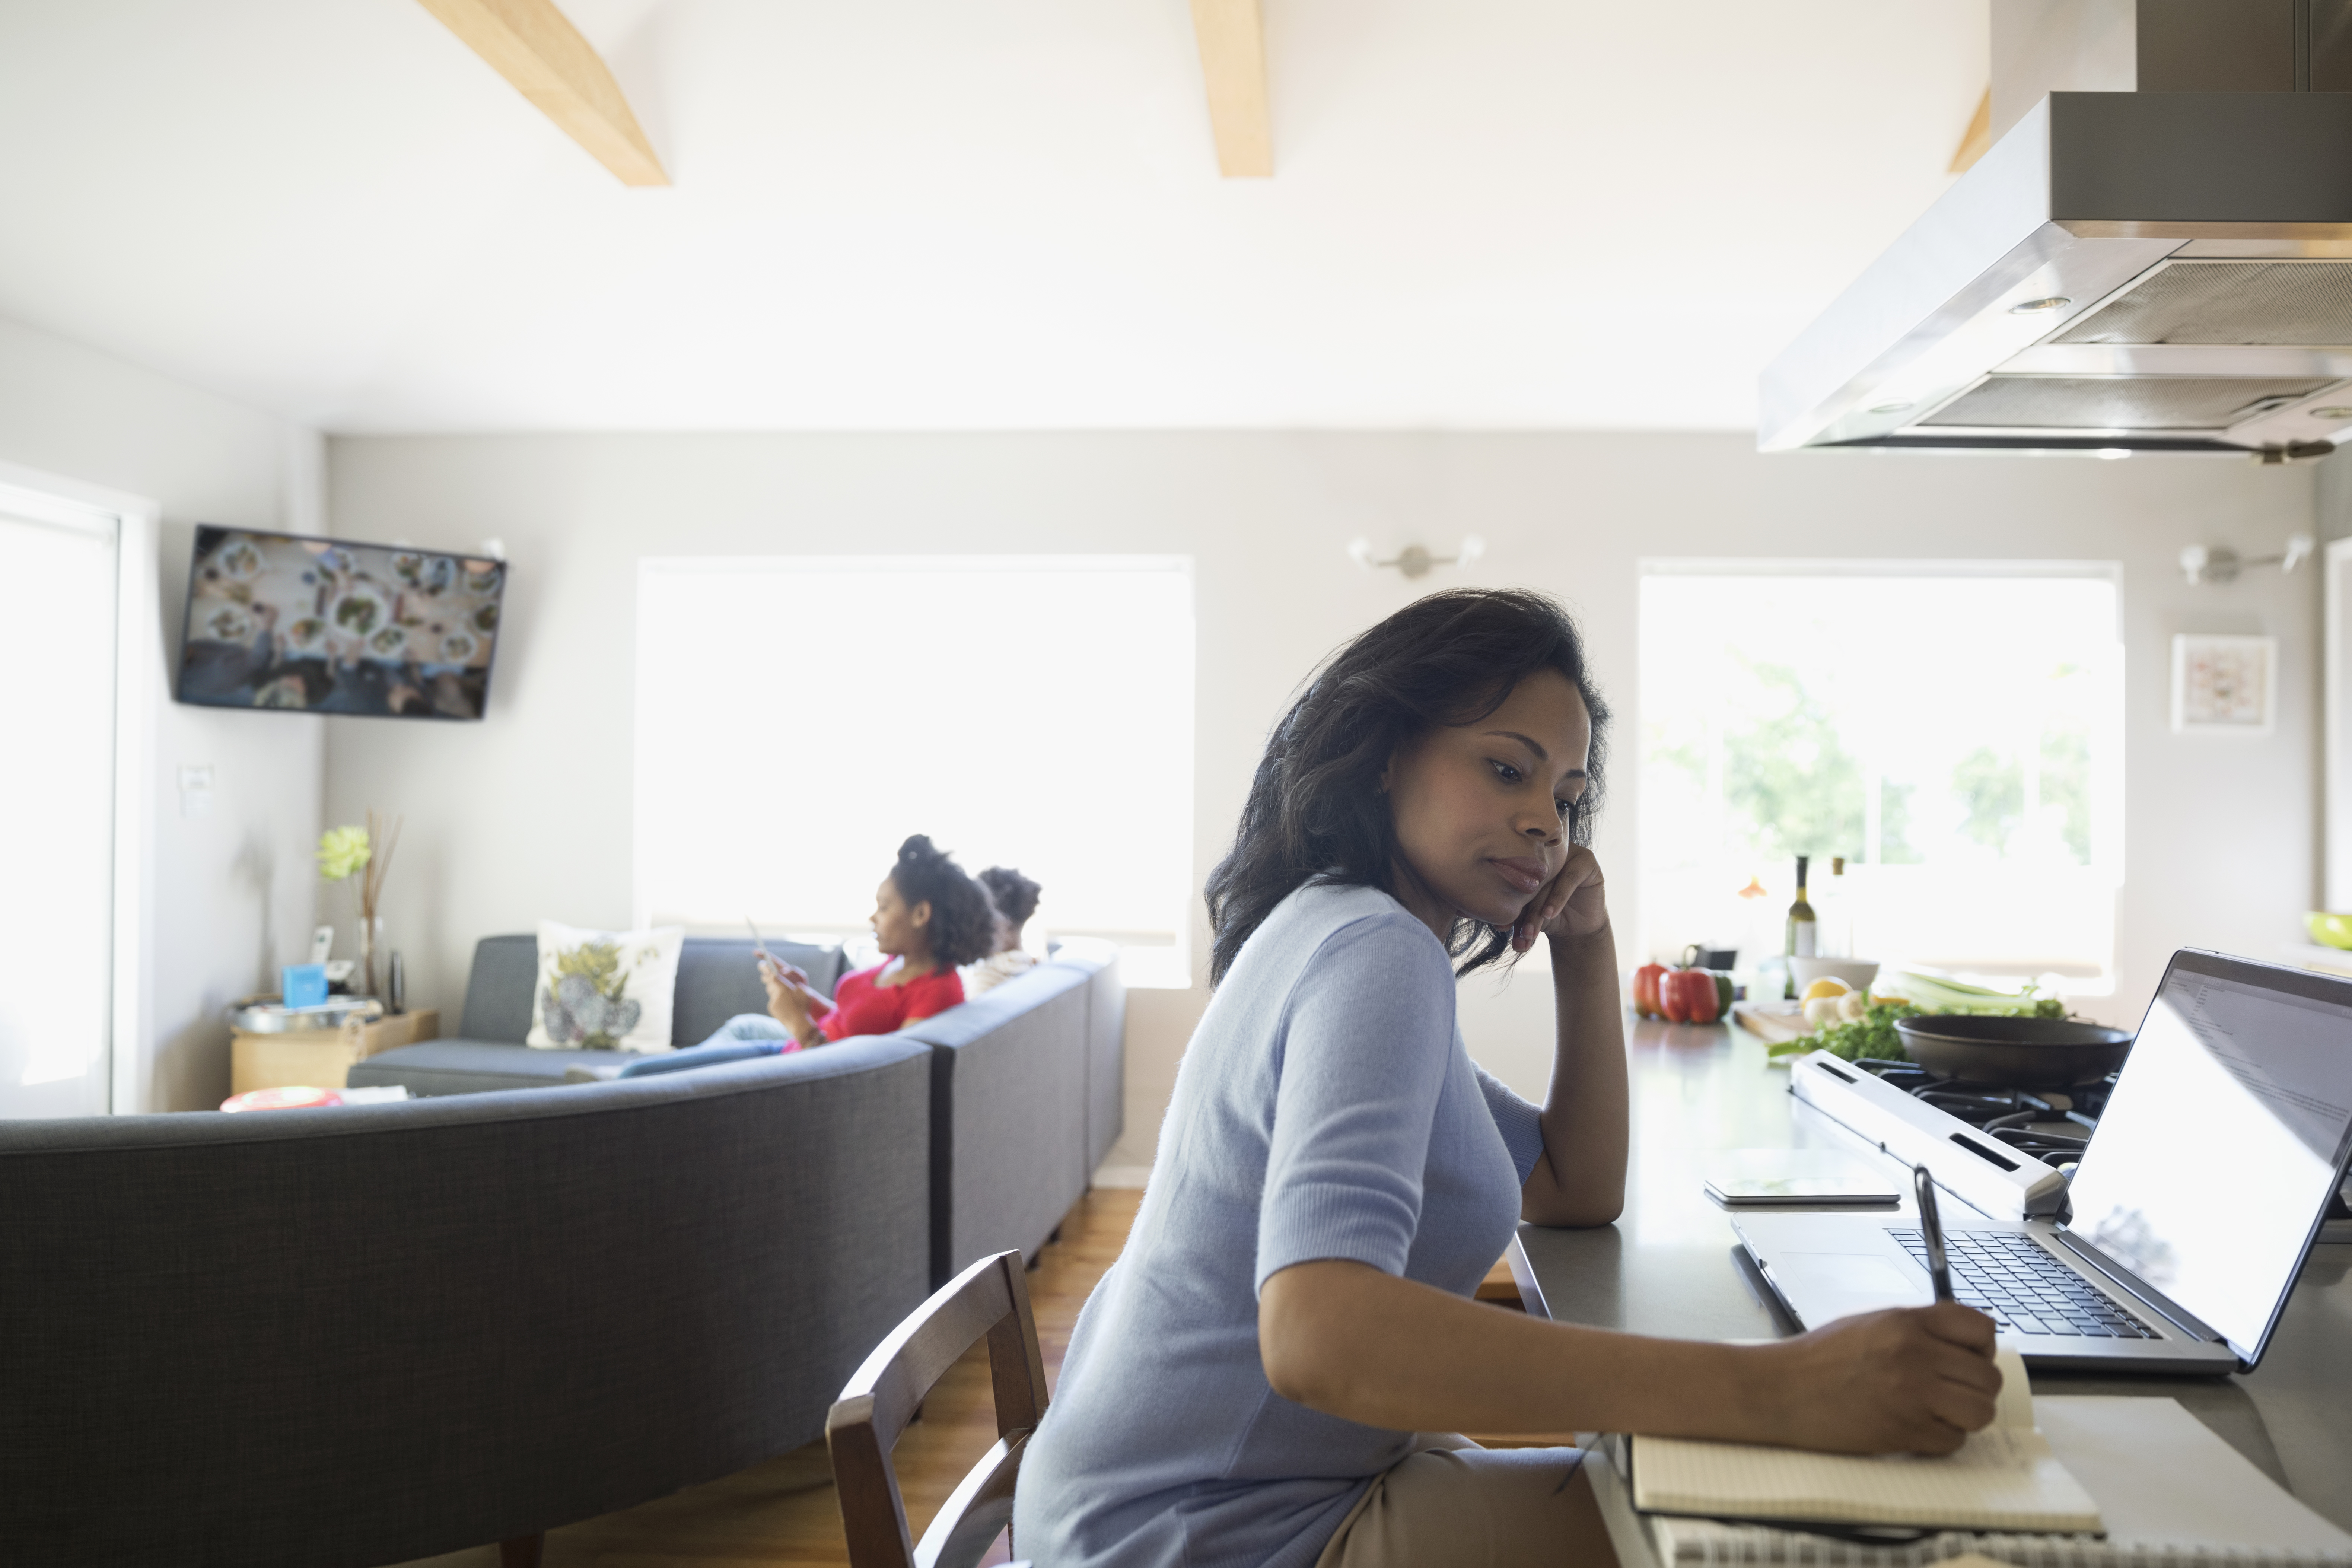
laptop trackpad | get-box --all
[1769,1252,1927,1326]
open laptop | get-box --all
[1735,949,2352,1374]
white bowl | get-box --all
[1789,956,1880,993]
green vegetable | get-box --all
[1897,970,2007,996]
[1890,969,2065,1018]
[1767,996,1922,1062]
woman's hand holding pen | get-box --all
[1728,1172,1997,1455]
[1747,1304,2001,1455]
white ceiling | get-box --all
[0,1,1989,432]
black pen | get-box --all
[1915,1164,1955,1303]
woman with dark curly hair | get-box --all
[623,836,994,1076]
[757,834,995,1045]
[1014,590,1999,1567]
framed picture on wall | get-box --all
[2172,633,2277,736]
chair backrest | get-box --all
[827,1250,1048,1568]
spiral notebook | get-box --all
[1630,1348,2100,1533]
[1604,1394,2352,1568]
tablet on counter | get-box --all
[1703,1149,1902,1206]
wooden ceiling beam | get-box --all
[1190,0,1272,177]
[1948,86,1993,174]
[414,0,669,186]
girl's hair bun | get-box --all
[977,865,1042,927]
[890,835,998,967]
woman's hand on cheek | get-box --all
[1513,846,1610,950]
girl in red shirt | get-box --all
[622,836,999,1080]
[755,834,999,1047]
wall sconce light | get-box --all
[1347,535,1486,579]
[2180,533,2313,586]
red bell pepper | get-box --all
[1661,967,1722,1025]
[1632,962,1668,1019]
[1659,968,1690,1022]
[1685,969,1723,1024]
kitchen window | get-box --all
[1637,562,2123,993]
[633,556,1196,987]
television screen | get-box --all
[176,526,507,719]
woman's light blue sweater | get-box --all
[1012,882,1547,1568]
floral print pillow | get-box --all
[525,921,684,1052]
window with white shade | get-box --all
[634,557,1196,986]
[1638,562,2123,992]
[0,487,121,1115]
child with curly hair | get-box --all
[962,864,1044,998]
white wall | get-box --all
[325,432,2317,1166]
[0,313,324,1112]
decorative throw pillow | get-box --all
[525,920,685,1053]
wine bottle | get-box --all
[1818,856,1848,959]
[1783,855,1817,998]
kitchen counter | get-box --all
[1513,1016,2352,1530]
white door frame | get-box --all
[0,459,160,1114]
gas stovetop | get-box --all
[1801,1053,2352,1241]
[1849,1059,2105,1173]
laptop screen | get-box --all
[2065,951,2352,1363]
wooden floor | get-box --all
[393,1188,1143,1568]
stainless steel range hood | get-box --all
[1761,2,2352,458]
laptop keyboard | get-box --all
[1890,1228,2161,1339]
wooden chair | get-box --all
[827,1250,1048,1568]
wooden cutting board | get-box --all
[1729,999,1812,1045]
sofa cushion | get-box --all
[671,938,840,1046]
[348,1039,631,1097]
[526,921,685,1052]
[457,936,541,1043]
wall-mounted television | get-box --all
[175,526,507,720]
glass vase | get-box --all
[358,914,383,998]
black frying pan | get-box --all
[1893,1014,2132,1087]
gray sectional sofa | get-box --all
[351,932,1126,1285]
[0,935,1127,1564]
[0,1037,933,1566]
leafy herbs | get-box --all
[1767,997,1920,1062]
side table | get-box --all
[231,1008,440,1095]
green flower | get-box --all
[317,825,371,882]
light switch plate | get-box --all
[176,764,213,818]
